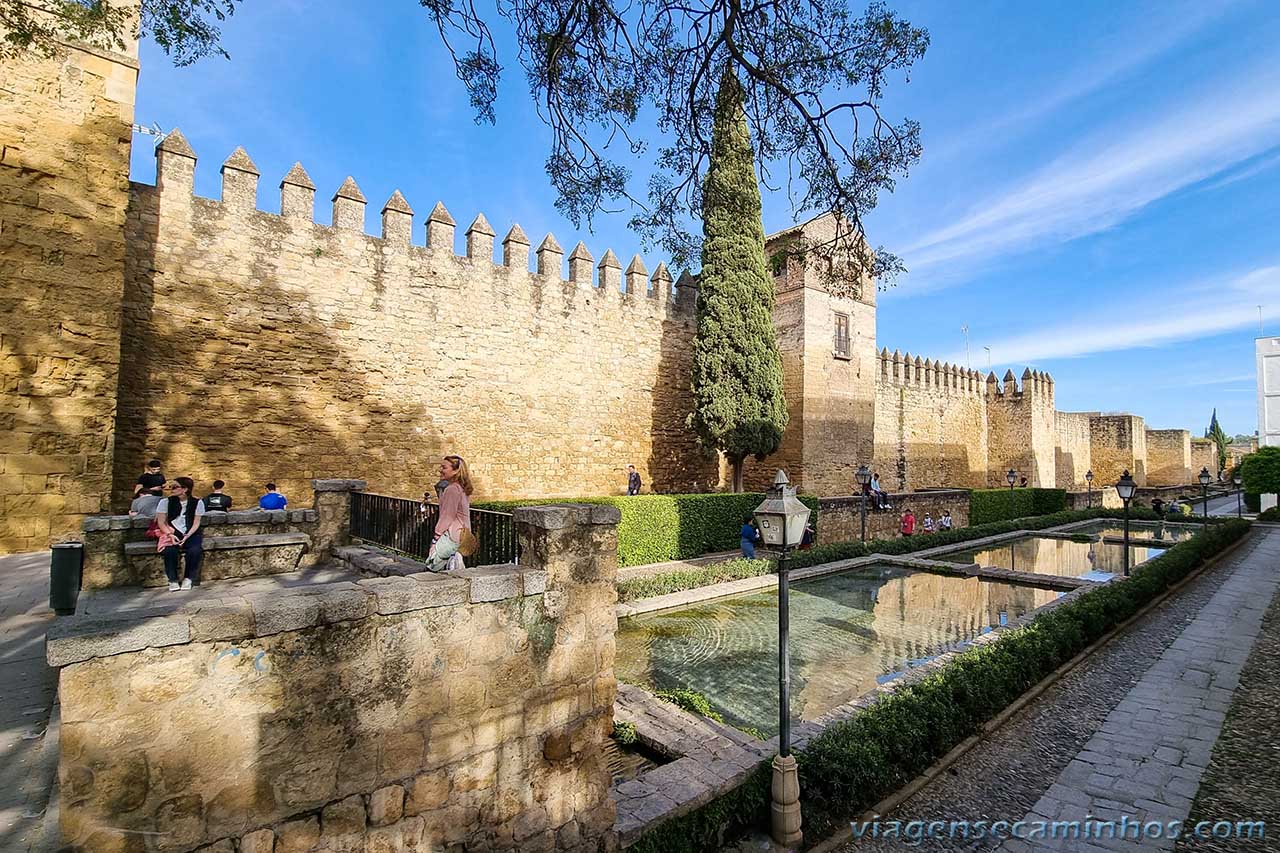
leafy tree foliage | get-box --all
[1240,446,1280,497]
[688,68,787,492]
[1206,409,1229,473]
[422,0,929,292]
[1,0,239,65]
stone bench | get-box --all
[123,532,312,587]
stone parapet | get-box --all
[74,481,361,589]
[51,503,619,852]
[818,490,970,543]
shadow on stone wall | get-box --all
[110,188,452,512]
[0,107,128,551]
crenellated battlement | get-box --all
[144,130,694,314]
[983,367,1055,402]
[875,347,986,397]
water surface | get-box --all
[938,535,1166,577]
[615,564,1059,736]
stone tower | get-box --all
[0,3,140,552]
[743,214,878,494]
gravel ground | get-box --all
[1174,585,1280,853]
[830,542,1245,853]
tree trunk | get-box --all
[732,458,745,493]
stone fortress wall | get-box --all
[871,349,990,491]
[0,27,1223,553]
[113,135,718,514]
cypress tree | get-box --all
[688,67,788,492]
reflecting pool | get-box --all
[937,535,1166,578]
[615,563,1059,736]
[1068,520,1199,544]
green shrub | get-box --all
[655,688,725,723]
[476,493,819,568]
[618,558,774,603]
[1240,447,1280,496]
[612,720,637,745]
[969,488,1067,525]
[1258,506,1280,522]
[631,516,1253,851]
[1245,492,1261,512]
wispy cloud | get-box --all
[948,265,1280,365]
[899,62,1280,289]
[925,2,1235,167]
[1196,146,1280,193]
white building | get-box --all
[1257,336,1280,510]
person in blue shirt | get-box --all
[258,483,288,510]
[740,517,761,559]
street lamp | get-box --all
[1116,470,1138,576]
[1007,468,1017,518]
[1085,469,1094,509]
[1199,466,1211,529]
[855,464,872,542]
[1234,472,1243,518]
[753,470,811,849]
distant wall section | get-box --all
[1055,412,1092,490]
[1145,429,1192,485]
[1089,415,1147,487]
[873,351,988,491]
[986,370,1056,487]
[1190,438,1218,479]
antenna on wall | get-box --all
[1261,305,1265,336]
[961,325,970,369]
[983,346,992,372]
[131,122,168,145]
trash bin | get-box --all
[50,542,83,615]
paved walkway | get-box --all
[833,527,1280,853]
[998,528,1280,851]
[0,551,58,853]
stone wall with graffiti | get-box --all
[48,504,620,852]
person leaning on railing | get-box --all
[427,455,473,572]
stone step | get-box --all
[123,532,312,587]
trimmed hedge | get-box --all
[476,493,819,568]
[629,516,1253,852]
[969,488,1067,525]
[1258,506,1280,522]
[618,558,773,603]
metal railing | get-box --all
[350,491,518,565]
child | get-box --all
[939,509,953,531]
[900,508,916,537]
[921,512,935,533]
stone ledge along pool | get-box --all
[615,562,1062,737]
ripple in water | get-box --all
[616,564,1061,736]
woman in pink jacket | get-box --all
[427,454,473,572]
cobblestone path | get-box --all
[835,527,1280,853]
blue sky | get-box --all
[127,0,1280,437]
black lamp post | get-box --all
[1085,469,1094,509]
[753,470,811,848]
[855,464,872,542]
[1007,468,1017,518]
[1117,470,1137,576]
[1234,473,1243,518]
[1199,466,1211,529]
